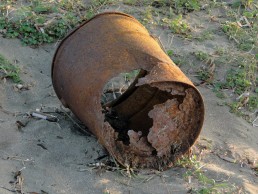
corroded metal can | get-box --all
[52,12,204,169]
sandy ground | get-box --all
[0,7,258,194]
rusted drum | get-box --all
[52,12,204,169]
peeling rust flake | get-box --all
[52,12,204,170]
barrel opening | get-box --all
[101,70,187,147]
[101,69,143,107]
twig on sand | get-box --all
[0,151,34,166]
[237,16,251,28]
[217,154,236,163]
[12,167,25,194]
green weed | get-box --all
[213,53,257,118]
[213,54,257,117]
[123,69,140,81]
[194,30,214,42]
[0,0,114,46]
[253,165,258,176]
[176,155,233,193]
[248,95,258,111]
[194,183,231,194]
[123,0,141,6]
[151,0,202,13]
[194,51,209,61]
[176,155,197,168]
[197,70,212,83]
[171,53,188,67]
[142,6,155,25]
[213,88,226,99]
[219,69,252,95]
[169,14,191,35]
[234,0,256,9]
[167,50,174,57]
[212,49,257,98]
[228,101,243,115]
[0,54,21,83]
[222,0,258,52]
[222,22,255,51]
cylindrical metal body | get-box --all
[52,12,204,169]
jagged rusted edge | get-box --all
[102,80,204,170]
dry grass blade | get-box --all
[60,105,92,136]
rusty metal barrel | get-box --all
[52,12,204,169]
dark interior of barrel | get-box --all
[101,69,203,158]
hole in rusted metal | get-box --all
[101,69,188,149]
[101,69,142,107]
[101,69,144,145]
